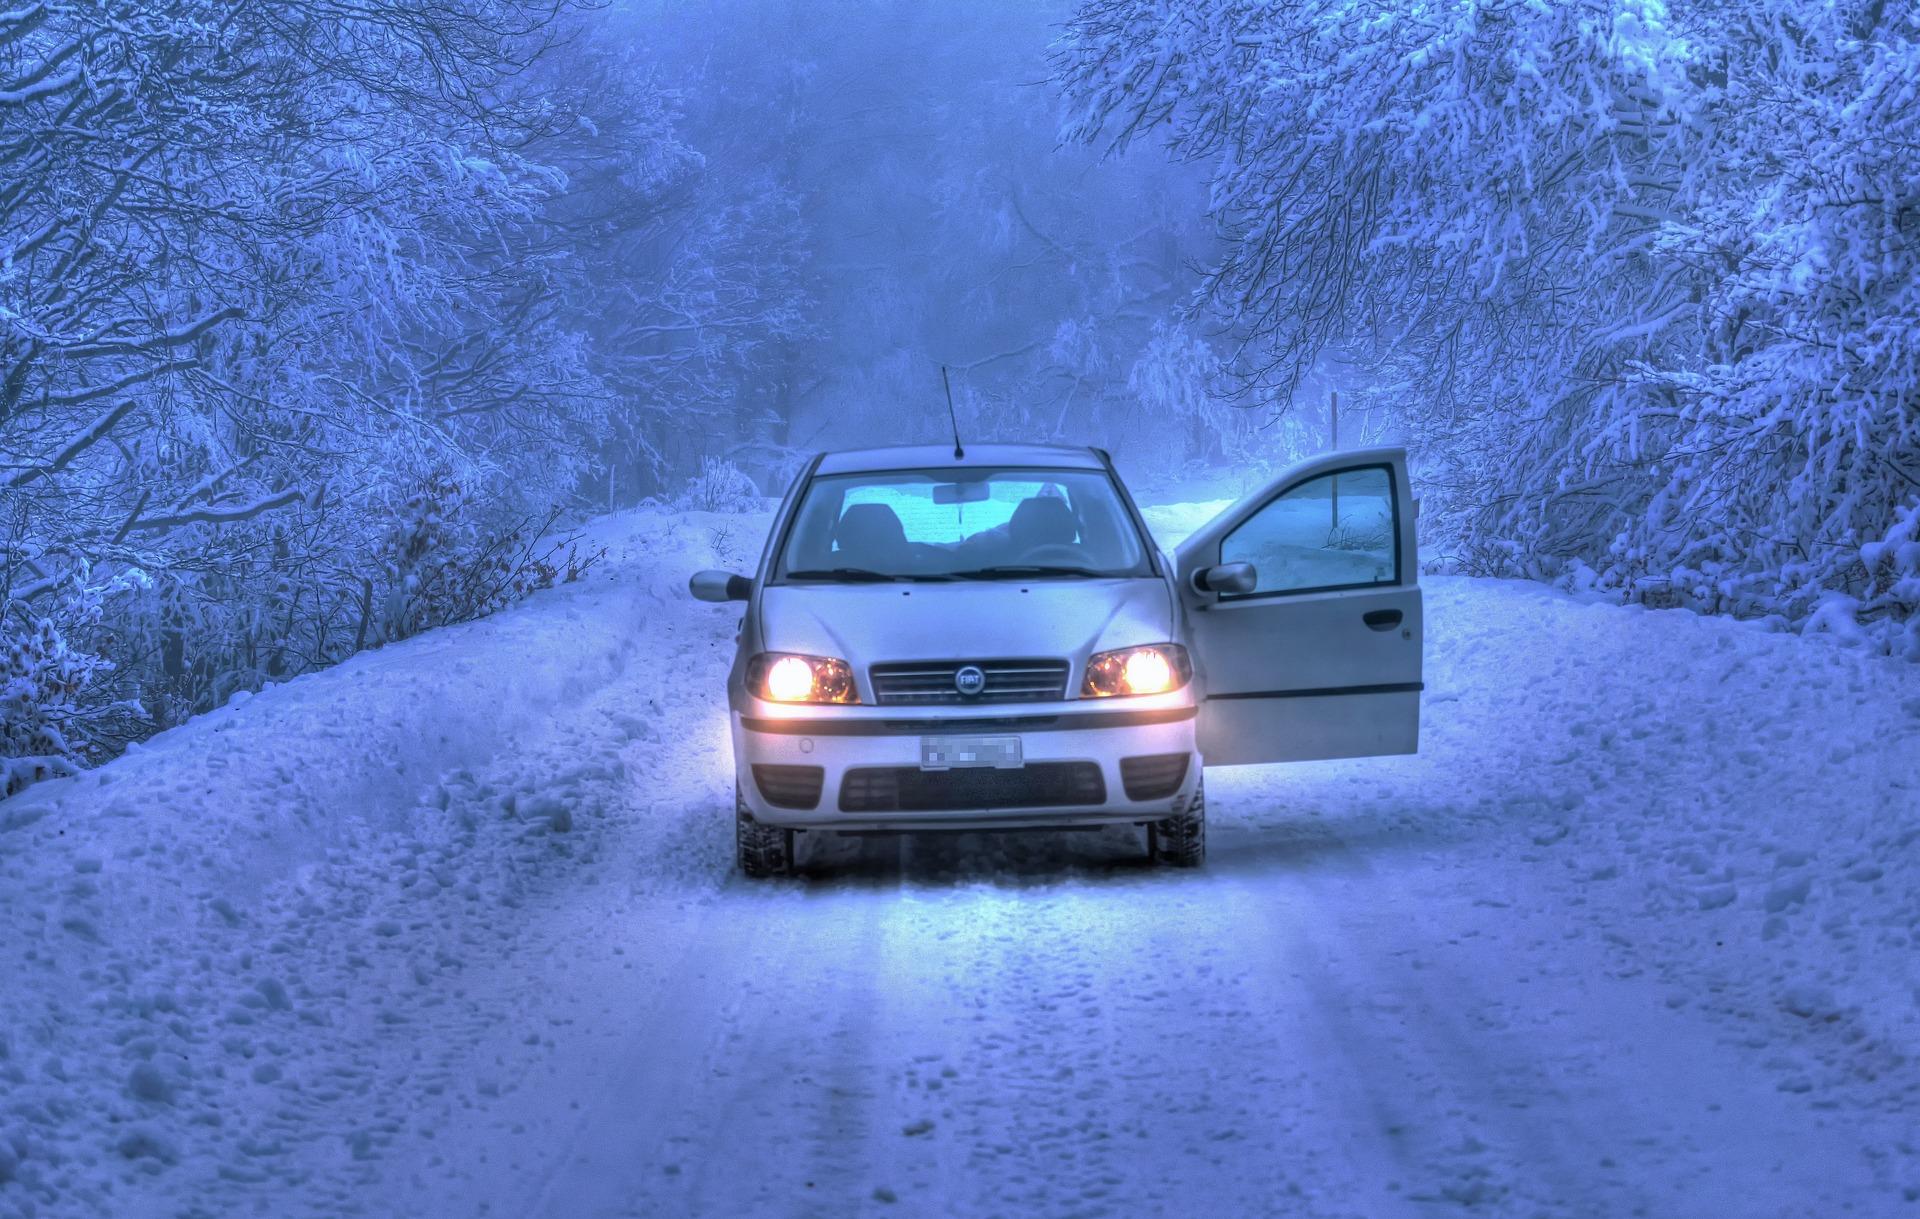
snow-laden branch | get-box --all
[123,486,316,534]
[20,360,196,415]
[0,62,75,106]
[55,307,246,360]
[5,399,139,488]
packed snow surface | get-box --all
[2,500,1917,1218]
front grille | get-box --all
[1120,753,1191,801]
[869,659,1071,705]
[839,763,1106,813]
[751,764,825,810]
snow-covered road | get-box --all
[3,502,1918,1218]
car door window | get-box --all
[1219,464,1398,597]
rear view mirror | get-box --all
[690,570,752,602]
[1194,562,1257,596]
[932,481,991,505]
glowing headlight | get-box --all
[765,656,815,702]
[1081,644,1191,698]
[747,653,858,704]
[1124,648,1173,693]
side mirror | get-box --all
[690,570,752,603]
[1193,562,1257,596]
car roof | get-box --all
[813,443,1106,476]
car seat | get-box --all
[833,502,909,567]
[1008,496,1077,552]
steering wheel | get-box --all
[1018,542,1088,566]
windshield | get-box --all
[775,466,1153,581]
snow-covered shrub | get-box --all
[1057,0,1920,653]
[0,617,105,783]
[0,577,149,792]
[1861,501,1920,659]
[675,458,762,514]
[379,471,605,643]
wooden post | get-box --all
[1329,390,1339,530]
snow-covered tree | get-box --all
[0,1,704,773]
[1127,321,1240,466]
[1056,0,1920,652]
[522,29,815,503]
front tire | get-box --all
[735,784,794,878]
[1153,776,1206,867]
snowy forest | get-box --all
[3,0,1917,791]
[3,4,1920,1217]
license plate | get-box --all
[920,735,1022,771]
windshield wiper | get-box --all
[784,567,952,583]
[946,564,1114,580]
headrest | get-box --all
[834,502,908,557]
[1009,495,1076,548]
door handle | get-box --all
[1363,609,1403,631]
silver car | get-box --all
[690,443,1423,876]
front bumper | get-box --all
[730,702,1200,831]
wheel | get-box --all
[735,784,794,878]
[1153,775,1206,867]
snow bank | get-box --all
[0,506,761,1218]
[1402,575,1920,1163]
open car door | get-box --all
[1174,447,1422,766]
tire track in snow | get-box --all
[1203,793,1882,1219]
[1208,825,1590,1217]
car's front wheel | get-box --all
[1152,775,1206,867]
[735,784,794,878]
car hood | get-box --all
[758,578,1173,668]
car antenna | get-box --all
[941,364,965,459]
